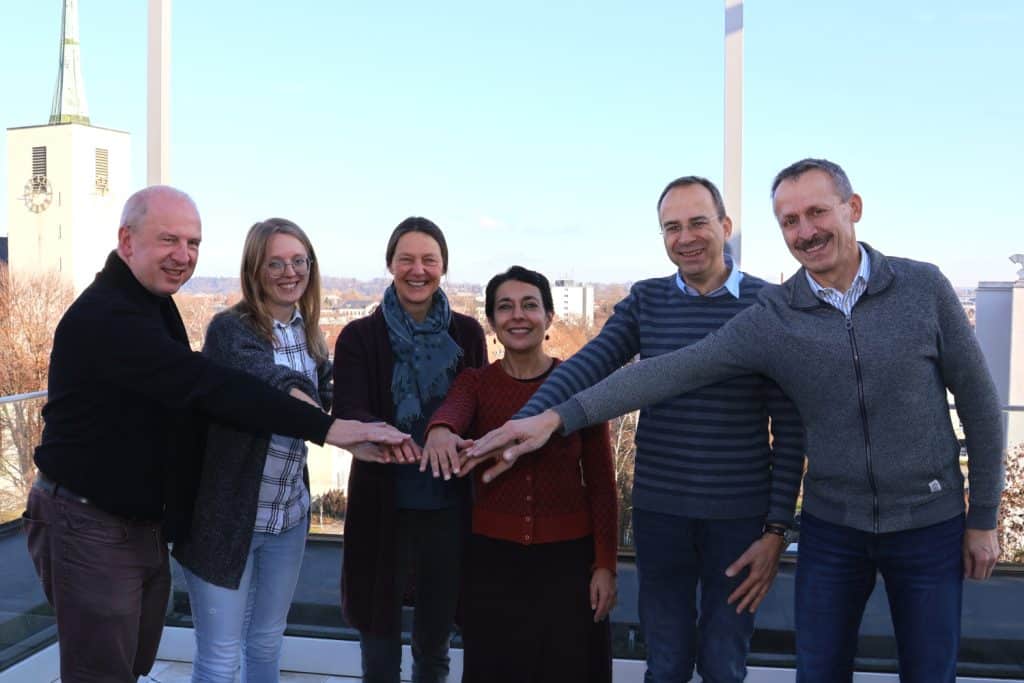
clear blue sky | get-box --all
[2,1,1021,287]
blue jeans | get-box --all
[183,522,307,683]
[795,513,964,683]
[633,509,762,683]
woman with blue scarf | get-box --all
[333,216,487,683]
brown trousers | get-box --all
[24,483,170,683]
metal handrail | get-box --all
[0,391,46,405]
[950,402,1024,412]
[3,394,1021,410]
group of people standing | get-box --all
[24,189,617,683]
[24,156,1004,683]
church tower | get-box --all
[6,0,131,293]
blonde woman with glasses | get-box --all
[173,218,335,682]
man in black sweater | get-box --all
[24,185,409,683]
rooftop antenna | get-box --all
[49,0,90,125]
[1010,254,1024,281]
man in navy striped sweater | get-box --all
[472,161,1004,683]
[470,176,805,683]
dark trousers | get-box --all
[461,534,612,683]
[360,507,463,683]
[23,483,170,683]
[633,509,762,683]
[795,512,965,683]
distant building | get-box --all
[5,0,130,294]
[975,262,1024,448]
[322,299,378,325]
[551,279,595,327]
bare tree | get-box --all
[998,443,1024,564]
[611,410,638,549]
[173,292,228,351]
[545,319,591,360]
[0,267,73,515]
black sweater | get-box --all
[34,252,333,531]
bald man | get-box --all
[25,186,408,682]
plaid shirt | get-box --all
[254,310,318,534]
[806,243,871,317]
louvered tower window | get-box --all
[31,147,47,191]
[95,148,109,194]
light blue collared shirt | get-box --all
[806,243,871,317]
[675,255,744,298]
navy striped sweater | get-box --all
[516,273,805,523]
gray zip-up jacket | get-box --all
[554,244,1004,533]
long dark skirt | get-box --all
[461,534,612,683]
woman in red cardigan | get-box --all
[425,265,617,683]
[333,217,487,683]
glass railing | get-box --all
[0,391,55,671]
[3,390,1023,678]
[0,392,47,525]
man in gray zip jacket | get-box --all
[467,158,1004,683]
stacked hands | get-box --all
[345,412,561,483]
[345,412,618,622]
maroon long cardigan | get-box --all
[332,306,487,636]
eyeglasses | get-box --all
[265,256,312,277]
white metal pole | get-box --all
[724,0,743,266]
[147,0,171,185]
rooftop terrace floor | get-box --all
[62,660,360,683]
[2,527,1020,682]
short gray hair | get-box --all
[770,158,854,202]
[119,185,198,231]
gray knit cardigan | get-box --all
[555,244,1004,534]
[172,306,332,588]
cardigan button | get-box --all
[525,516,532,523]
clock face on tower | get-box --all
[23,175,53,213]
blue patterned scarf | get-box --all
[381,284,463,430]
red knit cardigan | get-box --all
[428,359,618,572]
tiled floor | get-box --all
[57,660,362,682]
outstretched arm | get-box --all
[468,308,765,464]
[423,368,481,479]
[203,312,318,399]
[87,304,338,445]
[514,288,644,418]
